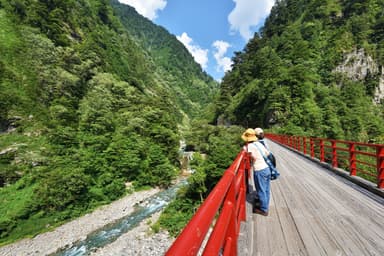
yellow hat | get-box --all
[241,128,257,142]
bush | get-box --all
[0,218,16,238]
[33,167,89,212]
[158,198,196,237]
[98,172,125,201]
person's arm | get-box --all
[243,142,250,152]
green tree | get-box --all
[33,167,89,212]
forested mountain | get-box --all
[215,0,384,142]
[0,0,216,243]
[110,0,217,119]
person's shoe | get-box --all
[253,208,268,216]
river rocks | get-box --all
[0,189,160,256]
[90,211,175,256]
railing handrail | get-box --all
[166,150,250,256]
[266,133,384,189]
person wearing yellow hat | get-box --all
[241,128,257,196]
[241,128,258,143]
[242,128,271,216]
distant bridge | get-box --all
[166,135,384,255]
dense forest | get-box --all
[215,0,384,143]
[0,0,217,244]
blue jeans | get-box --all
[253,167,271,212]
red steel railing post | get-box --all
[320,139,325,162]
[299,137,301,151]
[245,152,251,179]
[331,140,338,168]
[227,179,238,256]
[266,133,384,188]
[297,137,301,152]
[236,163,246,223]
[244,152,251,194]
[202,201,234,256]
[238,184,246,223]
[203,178,237,256]
[349,143,357,176]
[377,146,384,188]
[310,138,315,158]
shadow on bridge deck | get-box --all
[238,140,384,256]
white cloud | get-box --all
[213,41,233,73]
[228,0,274,40]
[177,32,209,69]
[118,0,167,20]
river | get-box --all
[53,179,187,256]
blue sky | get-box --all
[118,0,275,81]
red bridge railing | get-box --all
[166,150,251,256]
[266,134,384,189]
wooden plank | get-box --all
[264,188,289,255]
[279,175,333,256]
[275,143,382,255]
[253,209,271,255]
[270,181,306,255]
[247,140,384,256]
[282,146,384,255]
[290,179,366,256]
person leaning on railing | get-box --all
[241,128,271,216]
[255,127,276,167]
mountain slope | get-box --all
[216,0,384,142]
[111,0,218,119]
[0,0,216,244]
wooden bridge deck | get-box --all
[239,140,384,256]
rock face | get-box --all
[334,48,379,81]
[374,66,384,104]
[0,116,21,134]
[334,48,384,104]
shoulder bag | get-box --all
[254,142,280,180]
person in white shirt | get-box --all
[255,127,268,148]
[255,127,276,167]
[242,128,271,216]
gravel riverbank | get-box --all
[90,211,174,256]
[0,188,175,256]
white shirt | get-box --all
[244,141,269,171]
